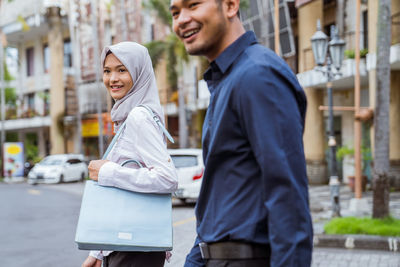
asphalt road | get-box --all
[0,182,88,267]
[0,181,197,267]
[1,182,399,267]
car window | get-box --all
[67,159,82,164]
[40,157,63,166]
[171,155,198,168]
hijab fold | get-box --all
[100,42,165,131]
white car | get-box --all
[169,149,204,202]
[28,154,88,184]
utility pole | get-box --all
[178,76,187,148]
[68,0,83,155]
[274,0,280,55]
[0,29,5,176]
[91,0,104,157]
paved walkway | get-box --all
[312,248,400,267]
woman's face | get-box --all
[103,53,133,100]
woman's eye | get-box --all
[119,69,126,73]
[172,11,179,17]
[189,2,198,8]
[103,69,110,74]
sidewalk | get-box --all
[309,184,400,252]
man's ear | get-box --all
[223,0,240,19]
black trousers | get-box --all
[103,251,165,267]
[206,259,270,267]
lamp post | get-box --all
[311,20,345,217]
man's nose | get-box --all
[176,9,191,28]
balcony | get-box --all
[296,58,369,90]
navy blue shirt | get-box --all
[184,32,313,267]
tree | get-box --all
[143,0,188,90]
[373,0,391,218]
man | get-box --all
[170,0,313,266]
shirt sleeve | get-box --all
[89,250,103,260]
[235,64,313,266]
[184,236,206,267]
[97,108,178,193]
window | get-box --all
[43,44,50,73]
[27,93,35,111]
[43,90,50,115]
[171,155,198,168]
[26,47,34,76]
[64,40,72,67]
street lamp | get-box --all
[311,20,346,217]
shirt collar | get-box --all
[215,31,258,74]
[204,31,258,81]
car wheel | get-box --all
[80,173,85,182]
[180,198,187,204]
[59,174,64,183]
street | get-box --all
[0,182,399,267]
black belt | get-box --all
[199,242,270,260]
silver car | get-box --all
[169,149,204,203]
[28,154,88,184]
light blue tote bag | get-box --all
[75,106,175,251]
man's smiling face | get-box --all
[170,0,229,61]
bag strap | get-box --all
[102,105,174,160]
[102,120,127,160]
[138,105,175,144]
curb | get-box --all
[314,234,400,252]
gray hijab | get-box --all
[100,42,165,130]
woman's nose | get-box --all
[110,72,119,82]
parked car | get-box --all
[28,154,88,184]
[169,149,204,202]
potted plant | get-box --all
[336,145,372,191]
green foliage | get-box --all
[324,216,400,236]
[145,40,167,69]
[336,145,372,162]
[3,60,14,81]
[144,0,190,91]
[105,0,114,13]
[25,133,41,163]
[344,48,368,59]
[143,0,172,27]
[5,87,17,106]
[360,48,368,57]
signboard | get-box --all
[82,116,114,137]
[3,142,24,177]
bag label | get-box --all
[118,232,133,240]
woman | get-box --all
[82,42,178,267]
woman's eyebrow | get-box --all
[104,64,125,69]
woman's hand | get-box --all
[82,256,102,267]
[88,160,109,181]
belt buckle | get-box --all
[199,242,210,259]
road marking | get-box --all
[28,189,41,195]
[173,216,196,227]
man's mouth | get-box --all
[182,28,200,39]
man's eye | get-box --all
[171,11,179,17]
[189,2,198,8]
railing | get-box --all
[1,107,43,120]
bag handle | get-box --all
[102,105,174,160]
